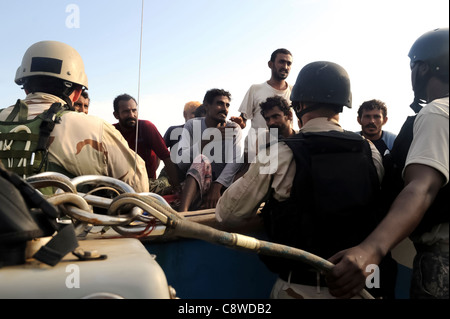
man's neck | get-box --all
[204,117,224,128]
[302,110,339,125]
[362,131,383,141]
[427,77,449,102]
[280,126,295,138]
[118,123,136,133]
[267,78,287,91]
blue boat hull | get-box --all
[146,238,278,299]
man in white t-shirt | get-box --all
[231,49,293,162]
[231,48,293,131]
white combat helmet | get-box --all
[15,40,88,89]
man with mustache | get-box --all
[260,96,297,139]
[231,48,294,166]
[232,96,298,181]
[357,99,397,156]
[113,93,180,194]
[175,89,242,211]
[231,48,293,131]
[74,91,90,114]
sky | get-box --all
[0,0,448,139]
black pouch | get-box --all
[0,162,78,267]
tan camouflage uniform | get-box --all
[0,92,149,193]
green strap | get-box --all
[47,162,76,179]
[0,132,40,142]
[18,102,28,122]
[0,150,34,158]
[5,99,29,122]
[5,100,20,121]
[36,103,67,151]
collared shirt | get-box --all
[176,117,243,188]
[114,119,170,180]
[216,117,383,226]
[0,93,149,192]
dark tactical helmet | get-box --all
[408,28,448,112]
[290,61,351,118]
[408,28,449,78]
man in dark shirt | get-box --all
[113,93,180,193]
[357,99,397,156]
[163,101,202,149]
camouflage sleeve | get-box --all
[102,121,149,192]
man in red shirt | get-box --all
[113,93,180,193]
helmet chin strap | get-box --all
[294,103,321,120]
[294,102,343,126]
[410,67,431,114]
[410,97,425,114]
[61,93,74,110]
[292,102,307,127]
[61,81,76,111]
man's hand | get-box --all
[201,182,223,209]
[230,116,246,129]
[326,245,382,298]
[326,164,445,298]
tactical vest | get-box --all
[0,100,68,178]
[0,101,79,267]
[382,115,449,238]
[260,131,381,276]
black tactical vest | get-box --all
[260,131,381,275]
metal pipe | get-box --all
[71,175,136,193]
[26,171,77,193]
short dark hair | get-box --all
[260,96,291,117]
[194,104,206,117]
[203,88,232,105]
[113,93,137,113]
[357,99,388,118]
[270,48,292,62]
